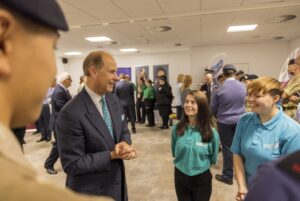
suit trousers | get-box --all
[123,105,136,131]
[39,104,51,140]
[217,122,237,180]
[175,168,212,201]
[44,131,59,168]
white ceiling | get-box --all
[56,0,300,57]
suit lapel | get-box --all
[80,89,115,149]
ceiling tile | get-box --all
[157,0,201,14]
[201,0,243,10]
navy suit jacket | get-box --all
[115,80,135,106]
[56,88,131,201]
[49,84,71,131]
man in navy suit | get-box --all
[115,73,136,133]
[56,51,137,201]
[44,72,72,174]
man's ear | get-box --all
[0,10,15,77]
[88,66,97,79]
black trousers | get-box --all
[217,122,237,181]
[136,98,146,122]
[44,131,59,168]
[176,106,183,120]
[12,127,26,151]
[175,168,212,201]
[144,99,155,126]
[38,104,51,140]
[123,105,136,131]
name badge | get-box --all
[121,114,125,121]
[263,143,279,149]
[196,142,207,147]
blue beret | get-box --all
[223,64,237,72]
[2,0,68,31]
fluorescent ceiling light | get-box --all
[227,24,257,32]
[85,36,112,42]
[64,51,82,56]
[120,48,138,52]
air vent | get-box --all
[265,14,297,24]
[280,15,296,23]
[96,41,119,48]
[174,43,182,47]
[147,25,173,33]
[273,36,284,40]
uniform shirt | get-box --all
[0,122,113,201]
[231,106,300,181]
[210,78,246,124]
[284,74,300,97]
[171,124,219,176]
[283,74,300,108]
[143,86,156,99]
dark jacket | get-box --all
[156,83,173,106]
[56,88,131,201]
[49,84,71,131]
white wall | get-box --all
[57,41,297,94]
[190,42,289,88]
[288,36,300,53]
[59,51,191,96]
[115,51,191,91]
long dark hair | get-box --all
[176,90,213,143]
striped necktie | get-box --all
[101,96,114,139]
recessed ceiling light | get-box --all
[85,36,112,42]
[227,24,257,32]
[120,48,138,52]
[64,51,82,56]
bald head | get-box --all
[204,73,213,84]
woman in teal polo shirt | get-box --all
[231,76,300,201]
[171,90,219,201]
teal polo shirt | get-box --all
[171,124,219,176]
[231,106,300,181]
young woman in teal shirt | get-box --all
[231,77,300,201]
[171,90,219,201]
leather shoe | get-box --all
[32,131,39,135]
[36,138,46,142]
[45,167,57,175]
[160,125,169,129]
[215,174,233,185]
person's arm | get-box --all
[53,90,69,112]
[210,128,220,165]
[57,109,112,176]
[233,154,248,200]
[171,125,177,157]
[231,116,247,200]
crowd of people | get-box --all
[1,1,300,201]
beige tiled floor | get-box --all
[24,123,237,201]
